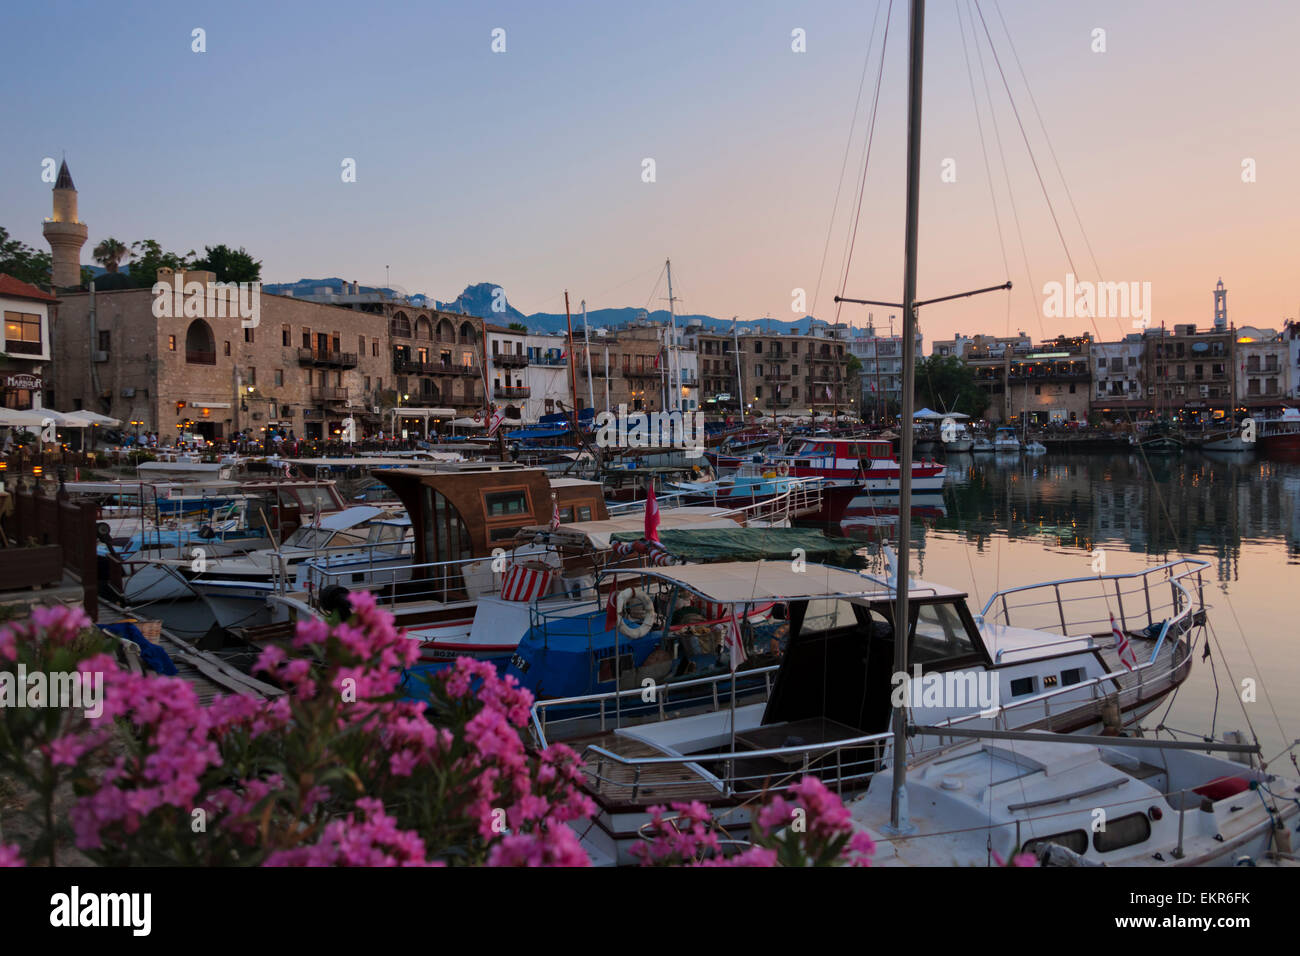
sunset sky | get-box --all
[3,0,1297,345]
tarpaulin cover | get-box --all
[608,527,866,567]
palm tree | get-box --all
[92,237,129,273]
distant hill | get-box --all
[261,278,840,335]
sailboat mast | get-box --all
[666,258,679,411]
[889,0,926,835]
[564,291,579,428]
[582,299,595,411]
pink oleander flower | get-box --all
[0,843,24,867]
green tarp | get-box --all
[609,527,866,567]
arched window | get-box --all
[459,321,475,345]
[436,318,455,343]
[390,312,411,338]
[415,315,434,340]
[185,319,216,365]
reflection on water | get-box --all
[835,451,1300,761]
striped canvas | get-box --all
[500,563,554,602]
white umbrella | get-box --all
[67,410,121,427]
[0,407,50,428]
[451,417,485,428]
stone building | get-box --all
[51,271,405,442]
[694,327,851,417]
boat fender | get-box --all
[617,587,656,639]
[198,524,216,540]
[775,462,790,478]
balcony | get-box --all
[394,354,480,377]
[578,361,609,375]
[495,385,531,400]
[623,366,659,379]
[493,352,529,369]
[310,387,349,403]
[766,373,792,383]
[298,348,358,369]
[185,350,216,366]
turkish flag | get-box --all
[645,483,660,542]
[604,576,619,632]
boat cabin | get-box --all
[378,464,608,567]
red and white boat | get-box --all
[765,438,946,494]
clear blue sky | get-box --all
[3,0,1297,342]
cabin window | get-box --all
[1024,830,1088,856]
[910,602,978,665]
[484,490,529,517]
[1093,813,1151,853]
[1061,667,1086,686]
[1010,676,1036,697]
[577,505,593,521]
[559,507,574,523]
[799,599,860,633]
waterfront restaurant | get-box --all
[0,274,56,412]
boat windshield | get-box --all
[911,601,979,665]
[285,527,338,550]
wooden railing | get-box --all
[4,487,99,619]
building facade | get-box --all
[693,327,851,417]
[1089,339,1145,419]
[1,275,56,411]
[51,272,410,442]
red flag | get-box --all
[1111,614,1137,671]
[604,577,619,632]
[645,484,660,542]
[654,350,661,369]
[725,608,747,671]
[486,406,505,437]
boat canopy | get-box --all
[316,505,385,531]
[518,507,741,550]
[608,527,866,566]
[617,561,965,605]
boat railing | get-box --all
[607,477,824,527]
[579,725,892,802]
[925,632,1195,742]
[530,664,781,748]
[305,544,651,611]
[979,558,1208,664]
[562,628,1197,804]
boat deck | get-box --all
[575,731,730,809]
[98,599,284,705]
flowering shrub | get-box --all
[1,596,908,869]
[632,777,876,867]
[0,605,114,866]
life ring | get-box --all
[616,587,656,639]
[775,462,790,478]
[474,409,484,422]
